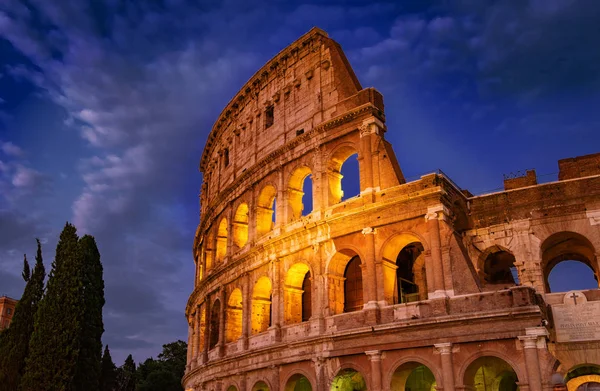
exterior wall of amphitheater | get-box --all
[184,28,600,391]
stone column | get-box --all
[362,227,379,307]
[366,350,383,391]
[218,288,226,357]
[186,320,193,371]
[276,168,285,228]
[270,259,282,341]
[202,296,210,363]
[313,357,327,391]
[192,306,201,367]
[519,332,545,391]
[435,343,456,391]
[425,205,448,297]
[242,273,250,350]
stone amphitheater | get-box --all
[183,28,600,391]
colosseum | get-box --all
[183,28,600,391]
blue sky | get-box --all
[1,0,599,364]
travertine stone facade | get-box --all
[184,28,600,391]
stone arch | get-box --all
[540,231,599,293]
[216,217,228,263]
[385,356,442,391]
[326,248,365,315]
[209,298,221,350]
[389,360,438,391]
[478,245,519,290]
[284,262,312,324]
[226,386,238,391]
[566,364,600,391]
[459,353,522,391]
[233,202,249,248]
[284,372,314,391]
[251,380,272,391]
[205,229,215,270]
[257,184,277,237]
[251,276,273,334]
[226,288,243,343]
[327,143,360,205]
[329,364,369,391]
[381,233,428,304]
[287,165,314,220]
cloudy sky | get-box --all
[1,0,599,364]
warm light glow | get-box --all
[233,203,249,248]
[284,263,310,324]
[326,250,362,315]
[288,166,312,220]
[205,232,214,270]
[216,218,228,263]
[257,185,277,236]
[328,146,358,205]
[251,276,272,334]
[226,288,243,343]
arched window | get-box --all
[287,166,313,221]
[395,242,426,303]
[391,362,437,391]
[331,369,367,391]
[233,203,249,248]
[463,356,518,391]
[204,230,215,270]
[344,256,363,313]
[251,277,272,334]
[215,218,228,263]
[226,289,243,343]
[283,263,311,324]
[284,374,313,391]
[328,146,360,205]
[257,185,277,237]
[209,299,221,350]
[252,381,270,391]
[542,232,599,293]
[481,248,518,289]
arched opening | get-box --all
[327,250,364,315]
[391,362,437,391]
[283,263,311,324]
[288,166,313,220]
[541,232,599,293]
[252,381,270,391]
[216,218,228,263]
[328,146,360,205]
[198,303,206,353]
[251,276,272,335]
[226,386,238,391]
[284,374,313,391]
[205,231,215,270]
[257,185,277,237]
[330,368,367,391]
[480,247,519,290]
[226,288,243,343]
[463,356,519,391]
[344,256,363,313]
[233,203,249,248]
[209,299,221,350]
[566,364,600,391]
[395,242,426,303]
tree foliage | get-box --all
[136,340,187,391]
[115,354,136,391]
[0,240,45,391]
[100,345,117,391]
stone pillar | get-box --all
[202,296,210,363]
[366,350,383,391]
[248,186,257,245]
[186,320,193,371]
[362,227,379,307]
[218,288,226,357]
[425,204,448,297]
[519,327,548,391]
[313,357,327,391]
[435,343,456,391]
[276,168,285,228]
[192,306,201,367]
[242,273,250,350]
[270,259,282,341]
[359,118,384,194]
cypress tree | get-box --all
[0,240,45,391]
[20,223,84,390]
[116,354,136,391]
[100,345,117,391]
[73,235,105,390]
[22,254,30,282]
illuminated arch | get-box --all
[283,262,312,324]
[284,373,313,391]
[390,361,437,391]
[565,364,600,391]
[327,144,360,205]
[381,233,428,304]
[216,218,228,263]
[326,249,364,315]
[541,231,599,293]
[251,276,273,334]
[226,386,238,391]
[233,203,249,248]
[252,380,271,391]
[287,165,313,220]
[462,355,520,391]
[330,367,367,391]
[226,288,243,343]
[205,230,215,270]
[257,185,277,236]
